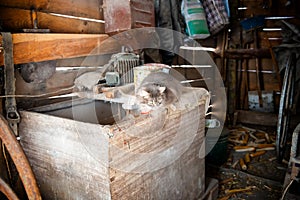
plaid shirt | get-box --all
[201,0,229,35]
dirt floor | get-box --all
[205,124,296,200]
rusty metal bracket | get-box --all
[1,32,20,137]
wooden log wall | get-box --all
[0,0,104,19]
[0,33,120,65]
[0,0,104,33]
[0,0,298,114]
[0,0,114,110]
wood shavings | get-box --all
[228,138,246,145]
[250,151,266,158]
[234,146,256,152]
[264,185,272,191]
[244,153,251,164]
[218,194,232,200]
[239,158,247,170]
[225,186,256,194]
[249,132,258,140]
[232,160,239,168]
[255,138,266,143]
[256,147,275,151]
[220,178,234,184]
[268,157,277,162]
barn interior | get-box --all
[0,0,300,199]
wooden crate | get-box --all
[19,87,209,199]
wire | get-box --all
[280,179,294,200]
[0,85,75,98]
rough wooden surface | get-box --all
[235,110,300,127]
[19,87,208,199]
[0,0,103,20]
[56,54,112,67]
[109,104,206,199]
[15,70,75,96]
[0,33,120,65]
[0,7,105,34]
[103,0,154,33]
[19,111,111,200]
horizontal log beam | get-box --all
[222,48,271,59]
[0,7,105,34]
[0,0,103,20]
[236,110,300,127]
[0,33,121,65]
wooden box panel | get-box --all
[19,111,111,200]
[109,103,206,199]
[19,87,208,199]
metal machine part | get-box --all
[105,72,120,86]
[75,52,140,92]
[101,52,140,85]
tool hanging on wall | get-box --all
[267,38,282,89]
[253,29,264,107]
[240,16,266,107]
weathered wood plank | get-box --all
[224,48,271,59]
[109,102,206,199]
[15,69,75,95]
[19,87,208,199]
[0,7,105,34]
[236,110,278,126]
[0,33,121,65]
[19,111,111,200]
[236,110,300,127]
[103,0,154,33]
[0,0,103,20]
[56,54,112,67]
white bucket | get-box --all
[133,63,170,93]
